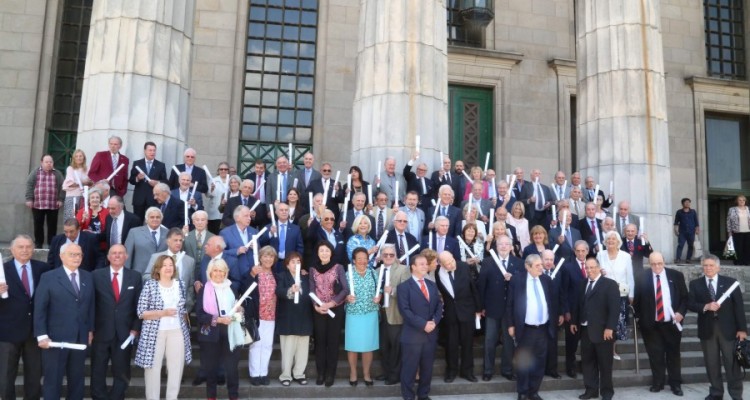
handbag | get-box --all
[241,316,260,346]
[735,339,750,376]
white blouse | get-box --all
[597,250,634,299]
[158,282,181,330]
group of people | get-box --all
[7,136,747,400]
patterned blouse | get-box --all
[346,234,377,268]
[257,271,277,321]
[345,267,379,316]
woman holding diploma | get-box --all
[346,215,378,268]
[75,188,109,249]
[310,241,349,387]
[344,248,381,386]
[219,175,242,214]
[194,259,244,400]
[135,255,192,400]
[508,202,530,250]
[459,223,485,280]
[244,246,278,386]
[62,149,92,220]
[727,195,750,265]
[462,166,490,201]
[596,231,634,360]
[343,166,371,204]
[205,162,230,234]
[275,253,313,386]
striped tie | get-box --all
[655,274,664,321]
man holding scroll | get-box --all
[88,136,129,197]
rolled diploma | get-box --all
[717,281,741,305]
[244,227,268,249]
[667,306,683,331]
[457,236,476,259]
[269,204,276,237]
[432,202,439,223]
[277,174,282,200]
[189,181,198,201]
[309,292,336,317]
[203,165,214,184]
[288,143,293,159]
[0,266,7,298]
[439,151,444,168]
[376,161,381,188]
[83,186,89,211]
[367,185,373,206]
[120,333,135,349]
[106,164,125,181]
[332,171,340,197]
[308,192,314,211]
[383,268,391,308]
[487,212,494,240]
[254,179,264,196]
[461,170,473,183]
[232,282,257,313]
[429,231,433,249]
[489,249,508,275]
[249,200,260,212]
[609,181,614,195]
[135,166,151,182]
[639,216,645,240]
[342,198,349,223]
[561,210,568,232]
[552,205,557,221]
[394,180,399,206]
[292,178,298,189]
[348,266,355,297]
[421,177,426,195]
[475,314,482,330]
[506,174,510,184]
[550,258,566,279]
[172,166,180,177]
[483,152,490,173]
[398,244,420,263]
[74,170,84,188]
[490,177,497,198]
[294,261,301,304]
[375,266,384,299]
[184,201,189,226]
[415,135,420,154]
[594,184,600,201]
[509,175,517,197]
[552,244,559,254]
[347,173,352,193]
[48,342,87,350]
[371,230,389,260]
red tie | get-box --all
[628,240,635,254]
[419,279,429,301]
[590,220,597,236]
[580,261,587,278]
[21,264,31,297]
[112,272,120,302]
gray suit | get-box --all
[460,198,492,218]
[124,226,168,273]
[550,184,571,201]
[294,167,321,195]
[374,173,405,206]
[265,171,295,204]
[397,206,425,238]
[144,251,197,312]
[614,213,641,237]
[183,229,215,266]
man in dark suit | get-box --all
[306,209,347,266]
[219,205,259,277]
[171,172,204,227]
[386,211,420,265]
[477,235,523,381]
[34,243,95,400]
[103,196,142,249]
[431,155,457,201]
[688,254,747,400]
[221,179,269,229]
[506,254,561,400]
[621,223,653,275]
[265,155,295,204]
[0,235,50,400]
[426,185,462,237]
[526,169,554,230]
[128,141,167,220]
[88,136,129,197]
[339,192,376,241]
[168,147,209,193]
[540,249,567,379]
[259,202,304,272]
[511,167,535,209]
[397,254,443,400]
[494,206,520,247]
[421,216,460,261]
[403,154,435,215]
[294,151,321,199]
[153,182,186,229]
[436,252,481,383]
[305,163,344,221]
[578,202,604,256]
[48,218,104,271]
[562,241,590,378]
[450,160,466,207]
[493,180,516,212]
[91,244,143,400]
[570,256,620,400]
[244,158,269,203]
[549,211,583,263]
[632,252,687,396]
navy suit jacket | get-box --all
[306,218,347,265]
[48,231,104,271]
[305,178,344,221]
[688,275,747,341]
[102,211,142,248]
[92,268,142,342]
[34,267,95,343]
[425,204,462,237]
[0,260,50,342]
[259,221,305,258]
[168,164,209,194]
[493,196,516,213]
[129,158,167,207]
[397,277,443,344]
[435,262,481,323]
[195,254,242,292]
[420,234,460,262]
[158,197,186,230]
[385,230,420,265]
[578,217,604,254]
[563,259,588,315]
[220,224,258,277]
[548,225,583,262]
[221,195,269,230]
[633,267,688,331]
[477,254,523,319]
[506,271,560,339]
[171,188,203,230]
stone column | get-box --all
[577,0,673,259]
[77,0,195,168]
[351,0,448,177]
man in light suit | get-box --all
[550,170,571,201]
[221,179,269,229]
[372,190,396,238]
[375,244,411,385]
[265,155,294,204]
[103,196,142,250]
[129,141,167,220]
[220,205,258,277]
[144,228,197,312]
[124,207,168,273]
[184,210,214,264]
[171,172,204,230]
[48,218,105,271]
[0,235,50,400]
[506,254,561,400]
[397,254,443,400]
[422,216,461,262]
[613,200,640,237]
[374,156,405,207]
[461,181,493,222]
[259,202,304,272]
[91,245,143,400]
[569,187,586,217]
[426,185,462,237]
[88,136,129,197]
[582,176,613,209]
[399,191,425,238]
[293,151,321,198]
[632,252,687,396]
[35,243,95,400]
[168,147,209,194]
[153,182,186,230]
[549,211,583,263]
[688,255,747,400]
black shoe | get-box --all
[460,373,478,382]
[518,395,528,400]
[261,376,270,386]
[315,376,325,386]
[502,373,516,381]
[349,379,358,387]
[444,374,455,383]
[546,371,561,379]
[375,374,386,381]
[384,378,399,385]
[250,377,261,386]
[671,386,683,396]
[566,369,577,379]
[579,391,599,399]
[417,397,432,400]
[364,379,373,386]
[325,377,334,387]
[528,394,544,400]
[482,374,492,381]
[217,376,226,386]
[192,376,206,386]
[649,385,663,393]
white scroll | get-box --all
[309,292,336,318]
[488,249,508,275]
[398,244,420,263]
[666,306,683,332]
[475,314,482,330]
[376,161,381,188]
[120,334,136,349]
[269,204,277,237]
[135,166,151,182]
[415,135,421,155]
[552,244,559,254]
[367,185,373,206]
[332,171,341,197]
[717,281,741,305]
[203,165,214,184]
[0,266,7,298]
[348,265,356,297]
[106,164,124,182]
[294,261,301,304]
[375,265,384,301]
[457,236,476,259]
[550,258,566,279]
[189,182,198,201]
[183,201,189,227]
[83,185,89,212]
[383,268,391,308]
[172,166,180,177]
[48,342,87,350]
[232,282,257,313]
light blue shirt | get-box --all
[14,259,34,297]
[524,275,548,325]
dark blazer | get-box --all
[524,183,554,223]
[244,171,268,201]
[582,188,612,209]
[129,158,167,207]
[221,195,269,229]
[265,171,296,204]
[425,204,462,237]
[397,277,443,344]
[0,260,50,342]
[420,234,461,262]
[275,269,314,336]
[548,225,583,262]
[158,196,186,230]
[48,231,104,271]
[92,268,143,342]
[258,221,305,258]
[506,271,560,339]
[404,164,435,212]
[620,238,653,271]
[522,243,553,259]
[219,224,258,277]
[563,258,588,316]
[431,170,460,202]
[103,211,142,247]
[89,151,129,197]
[293,168,322,198]
[385,229,420,264]
[493,195,516,213]
[436,262,480,323]
[571,276,620,344]
[578,217,604,254]
[340,209,376,241]
[688,275,748,341]
[512,179,535,205]
[194,285,239,343]
[169,164,209,194]
[305,177,344,221]
[477,254,523,319]
[632,268,687,331]
[306,218,347,266]
[195,254,241,293]
[34,267,95,343]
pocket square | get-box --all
[127,286,134,289]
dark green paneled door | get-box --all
[449,85,493,169]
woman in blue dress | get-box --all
[344,247,380,386]
[346,215,378,267]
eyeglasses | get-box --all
[321,169,331,172]
[394,219,407,223]
[382,254,396,257]
[185,155,195,158]
[323,217,335,222]
[218,168,229,171]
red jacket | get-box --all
[88,151,130,197]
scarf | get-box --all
[314,259,336,275]
[202,280,244,350]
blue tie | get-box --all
[151,230,158,247]
[281,173,287,202]
[279,223,287,257]
[532,278,543,323]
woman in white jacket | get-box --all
[596,230,634,360]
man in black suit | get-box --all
[305,162,344,221]
[426,185,462,237]
[507,254,561,400]
[621,223,653,275]
[0,234,50,400]
[221,179,269,229]
[153,182,186,229]
[526,169,554,230]
[450,160,466,207]
[511,167,535,208]
[562,241,590,378]
[306,209,347,265]
[104,196,142,249]
[570,256,620,400]
[688,254,747,400]
[244,158,269,203]
[494,180,516,212]
[260,202,305,272]
[632,252,687,396]
[128,141,167,220]
[422,216,460,261]
[90,244,143,400]
[549,211,583,263]
[48,218,104,271]
[339,192,376,241]
[403,153,435,215]
[578,202,603,256]
[386,211,420,265]
[436,252,481,383]
[477,235,522,381]
[397,254,443,400]
[540,249,567,379]
[582,176,613,209]
[294,151,321,199]
[168,147,209,193]
[35,243,95,400]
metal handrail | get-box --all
[629,305,640,374]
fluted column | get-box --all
[77,0,195,168]
[351,0,448,176]
[577,0,673,259]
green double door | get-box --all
[449,85,494,169]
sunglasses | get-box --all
[322,169,331,172]
[218,168,229,171]
[323,217,335,222]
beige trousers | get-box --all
[144,329,185,400]
[279,335,310,381]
